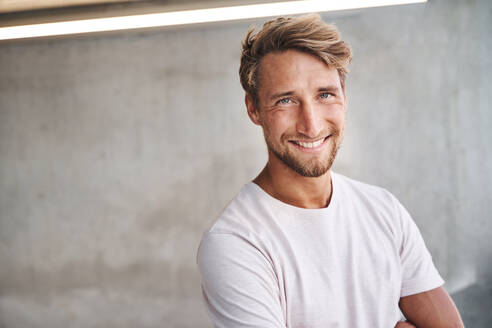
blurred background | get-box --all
[0,0,491,326]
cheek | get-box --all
[330,108,346,128]
[334,118,345,135]
[264,112,294,136]
[335,114,346,127]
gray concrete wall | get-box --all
[1,0,491,326]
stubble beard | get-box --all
[265,130,343,178]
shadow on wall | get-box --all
[452,283,492,327]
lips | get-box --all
[289,135,330,149]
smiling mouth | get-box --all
[289,135,330,149]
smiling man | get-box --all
[197,14,463,328]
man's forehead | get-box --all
[258,50,342,92]
[261,49,329,69]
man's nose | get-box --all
[296,101,322,138]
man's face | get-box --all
[246,49,347,177]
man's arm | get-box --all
[197,232,285,328]
[399,286,464,328]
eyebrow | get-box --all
[269,91,295,101]
[318,86,340,93]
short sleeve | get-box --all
[396,199,445,297]
[197,232,285,328]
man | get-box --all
[197,14,463,327]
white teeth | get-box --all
[296,138,324,148]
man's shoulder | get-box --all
[332,172,407,226]
[204,182,263,236]
[198,182,272,263]
[333,172,397,203]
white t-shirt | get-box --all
[197,172,444,328]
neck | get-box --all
[253,155,333,209]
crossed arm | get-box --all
[396,286,464,328]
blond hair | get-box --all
[239,14,352,107]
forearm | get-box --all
[399,287,464,328]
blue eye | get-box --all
[320,92,332,99]
[278,98,291,104]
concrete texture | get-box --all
[0,0,491,326]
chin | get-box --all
[272,148,336,178]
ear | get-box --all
[245,93,262,126]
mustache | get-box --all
[284,129,341,142]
